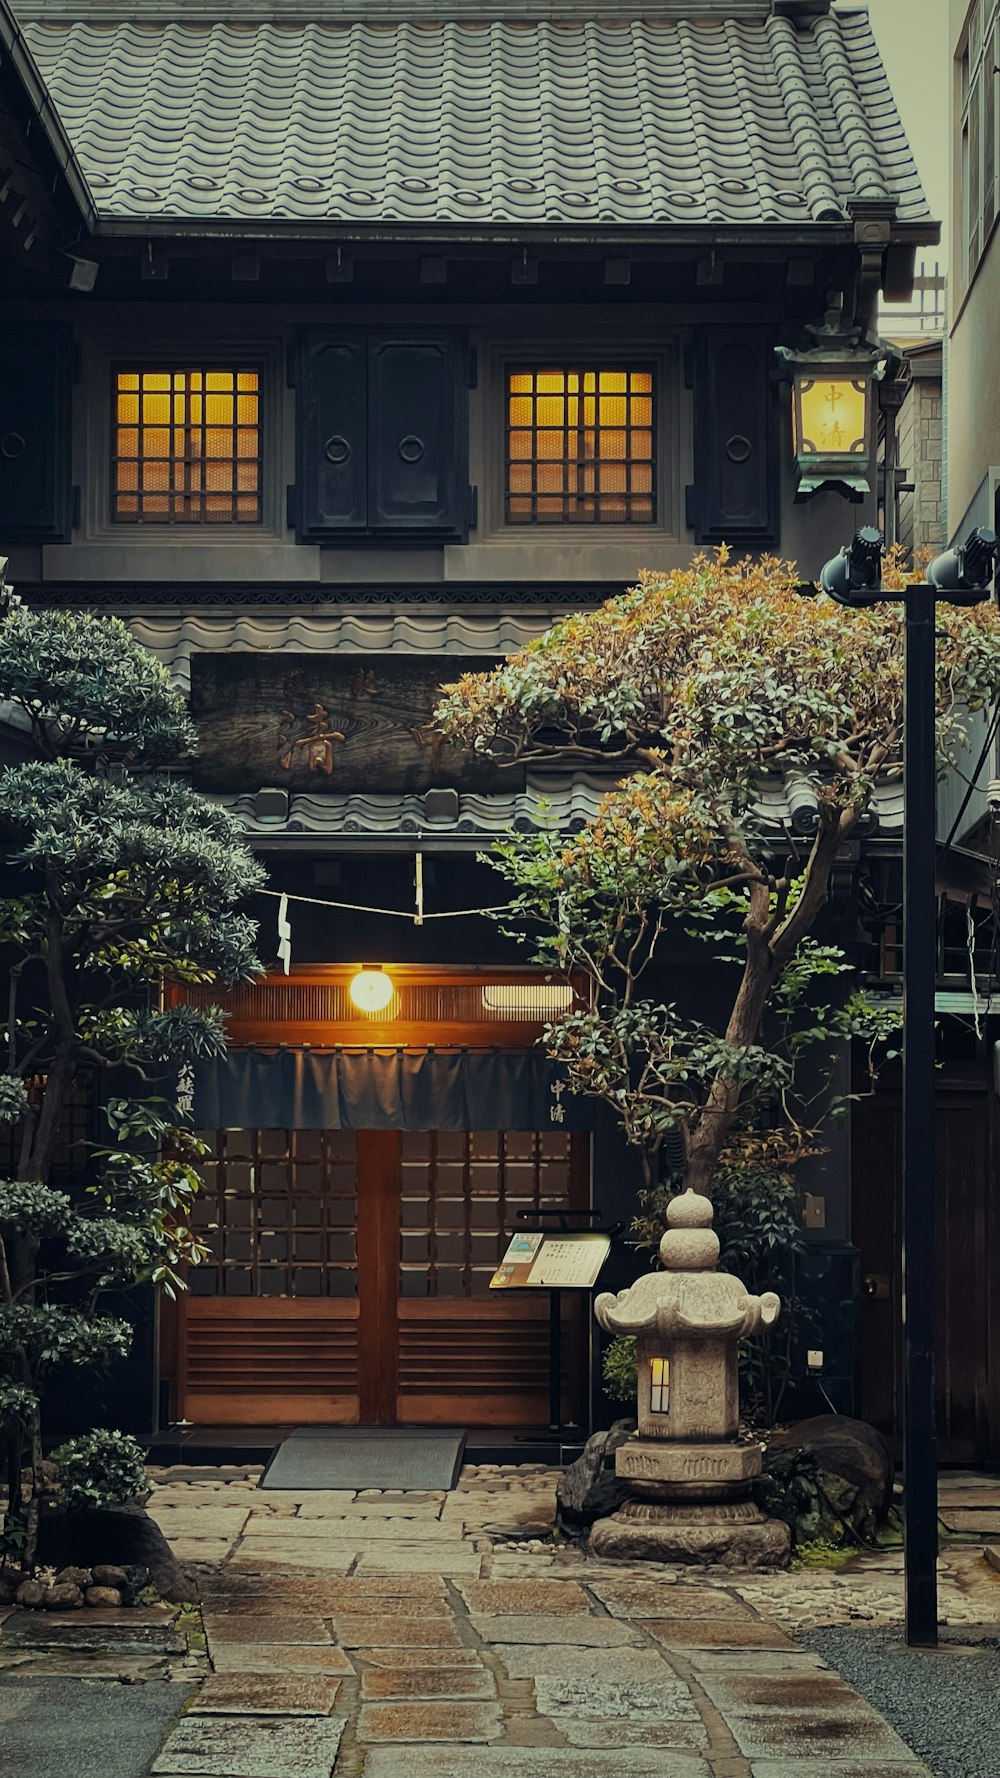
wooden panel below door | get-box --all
[180,1297,360,1426]
[396,1296,583,1425]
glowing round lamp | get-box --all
[349,965,394,1014]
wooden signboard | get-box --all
[490,1229,611,1291]
[189,653,524,795]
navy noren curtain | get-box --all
[189,1048,591,1132]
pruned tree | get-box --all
[437,550,1000,1197]
[0,598,262,1570]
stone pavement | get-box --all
[4,1461,999,1778]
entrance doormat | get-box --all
[260,1427,466,1492]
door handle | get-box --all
[863,1273,890,1300]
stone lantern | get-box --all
[590,1189,790,1567]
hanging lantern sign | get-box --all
[775,295,887,502]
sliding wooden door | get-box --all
[171,1126,589,1428]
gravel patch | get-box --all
[799,1625,1000,1778]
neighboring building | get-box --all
[879,267,946,556]
[949,0,1000,541]
[8,0,996,1462]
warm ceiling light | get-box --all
[349,965,395,1014]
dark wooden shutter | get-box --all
[368,335,467,535]
[0,323,73,542]
[690,332,777,545]
[294,330,367,538]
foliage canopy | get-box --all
[0,599,262,1570]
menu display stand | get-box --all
[489,1209,618,1436]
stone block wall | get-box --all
[897,371,944,557]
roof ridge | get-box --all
[11,1,798,20]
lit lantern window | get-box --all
[649,1356,670,1414]
[775,298,886,503]
[793,377,868,459]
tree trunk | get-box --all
[682,811,852,1199]
[684,925,779,1197]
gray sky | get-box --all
[860,0,950,260]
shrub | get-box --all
[51,1429,149,1511]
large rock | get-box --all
[65,1502,195,1602]
[556,1419,636,1530]
[768,1414,893,1541]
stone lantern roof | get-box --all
[594,1188,781,1341]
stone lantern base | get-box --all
[588,1435,790,1569]
[590,1497,790,1568]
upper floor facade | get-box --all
[0,0,936,610]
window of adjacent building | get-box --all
[112,367,262,523]
[960,0,1000,290]
[505,365,655,524]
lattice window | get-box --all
[113,367,262,523]
[0,1074,93,1184]
[506,366,655,523]
[399,1129,573,1299]
[189,1128,358,1298]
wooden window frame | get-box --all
[77,328,287,544]
[958,0,1000,299]
[111,362,264,527]
[479,333,678,543]
[504,362,657,526]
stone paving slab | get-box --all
[640,1617,796,1651]
[151,1713,346,1777]
[494,1646,671,1682]
[456,1581,591,1615]
[697,1670,871,1713]
[576,1585,676,1628]
[938,1507,1000,1532]
[297,1498,444,1520]
[208,1643,353,1676]
[725,1705,921,1762]
[149,1509,250,1533]
[559,1719,709,1749]
[2,1609,184,1655]
[242,1515,457,1541]
[202,1615,333,1644]
[748,1763,932,1777]
[358,1701,504,1742]
[191,1675,343,1716]
[353,1547,483,1576]
[332,1615,464,1649]
[171,1538,242,1565]
[357,1647,485,1670]
[202,1576,447,1603]
[469,1613,639,1647]
[534,1672,701,1721]
[361,1664,497,1700]
[684,1649,832,1675]
[227,1545,357,1571]
[361,1751,710,1777]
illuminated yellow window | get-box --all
[794,377,867,458]
[113,367,261,523]
[506,366,655,524]
[649,1356,670,1414]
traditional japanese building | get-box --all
[6,0,991,1463]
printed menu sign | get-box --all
[490,1229,611,1291]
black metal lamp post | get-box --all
[806,523,999,1649]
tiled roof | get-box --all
[125,609,563,694]
[219,775,905,846]
[19,9,931,232]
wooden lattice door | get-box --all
[173,1126,589,1428]
[178,1128,361,1425]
